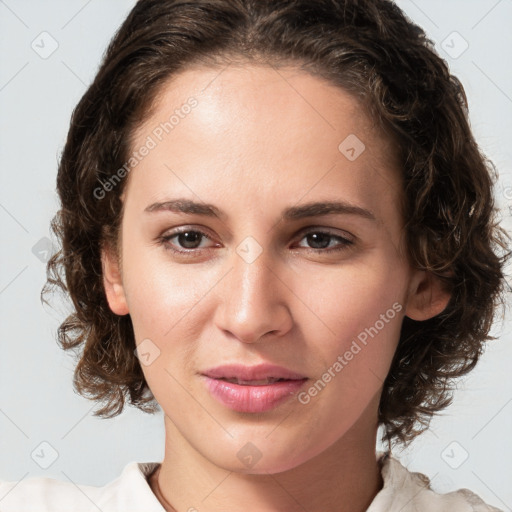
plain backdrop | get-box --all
[1,0,511,510]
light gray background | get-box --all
[1,0,511,509]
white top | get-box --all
[0,453,502,511]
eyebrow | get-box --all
[144,198,376,222]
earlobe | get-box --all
[404,270,451,321]
[101,245,129,316]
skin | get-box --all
[102,63,450,512]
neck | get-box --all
[152,407,383,512]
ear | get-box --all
[101,244,129,316]
[404,269,451,321]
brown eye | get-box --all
[159,228,216,255]
[175,231,204,249]
[297,230,354,252]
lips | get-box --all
[200,364,308,413]
[201,363,307,381]
[220,377,284,385]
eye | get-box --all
[295,229,354,253]
[158,227,355,257]
[159,228,216,255]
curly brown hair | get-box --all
[44,0,511,446]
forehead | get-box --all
[127,63,402,222]
[136,62,396,159]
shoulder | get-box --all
[368,452,503,512]
[0,461,165,512]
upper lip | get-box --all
[201,364,307,381]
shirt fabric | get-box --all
[0,452,503,511]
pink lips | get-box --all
[201,364,308,413]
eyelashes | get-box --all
[157,227,355,257]
[295,231,354,252]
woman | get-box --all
[1,0,509,510]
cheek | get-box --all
[121,255,210,395]
[124,262,205,338]
[299,255,407,391]
[303,256,406,337]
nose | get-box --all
[213,246,293,344]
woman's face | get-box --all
[103,63,439,473]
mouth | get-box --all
[216,377,294,385]
[200,364,308,413]
[201,363,307,381]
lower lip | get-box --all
[202,376,308,413]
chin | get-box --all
[202,432,326,476]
